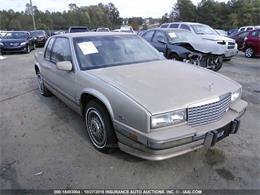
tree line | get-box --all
[161,0,260,29]
[0,2,122,31]
[0,0,259,31]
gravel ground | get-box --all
[0,51,259,191]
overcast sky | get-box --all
[0,0,227,18]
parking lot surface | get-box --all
[0,51,259,189]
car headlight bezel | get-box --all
[151,109,187,129]
[20,42,27,46]
[231,88,242,103]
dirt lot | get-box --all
[0,51,259,190]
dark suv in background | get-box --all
[30,30,48,47]
[242,29,260,58]
[68,26,89,33]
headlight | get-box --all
[0,42,3,46]
[231,88,242,102]
[151,109,186,129]
[20,42,27,46]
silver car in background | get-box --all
[160,22,238,60]
[34,32,247,160]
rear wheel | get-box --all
[245,47,254,58]
[85,100,117,153]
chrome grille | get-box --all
[187,93,231,126]
[228,42,235,49]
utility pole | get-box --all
[29,0,36,29]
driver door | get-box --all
[45,37,76,102]
[151,30,167,56]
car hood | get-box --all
[87,60,240,114]
[1,39,27,43]
[198,34,235,42]
[171,40,226,55]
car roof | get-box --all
[147,28,191,33]
[69,26,88,28]
[168,22,205,25]
[54,32,134,38]
[6,31,29,33]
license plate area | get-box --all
[204,120,240,148]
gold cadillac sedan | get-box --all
[34,32,247,160]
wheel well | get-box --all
[80,93,109,117]
[35,65,40,74]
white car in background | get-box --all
[160,22,238,60]
[238,26,255,32]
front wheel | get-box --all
[85,100,117,153]
[25,45,31,53]
[245,47,254,58]
[36,71,52,96]
[211,56,223,71]
[32,43,36,50]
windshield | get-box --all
[74,35,163,70]
[4,32,28,39]
[167,30,198,43]
[191,24,217,35]
[31,30,45,36]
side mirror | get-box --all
[157,36,166,44]
[56,61,73,71]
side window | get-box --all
[44,38,55,61]
[240,28,245,32]
[169,23,179,28]
[180,24,191,31]
[160,24,168,28]
[50,38,72,63]
[142,31,155,41]
[152,31,166,43]
[239,32,248,37]
[251,31,258,37]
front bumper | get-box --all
[115,99,247,160]
[0,45,27,52]
[224,48,238,58]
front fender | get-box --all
[80,88,114,119]
[168,45,192,59]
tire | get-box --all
[85,100,117,153]
[223,58,231,61]
[36,71,52,96]
[33,43,36,50]
[26,45,31,53]
[169,53,182,61]
[212,56,223,72]
[245,47,254,58]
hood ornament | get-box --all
[208,82,214,91]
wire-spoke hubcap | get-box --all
[86,108,106,148]
[37,73,44,94]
